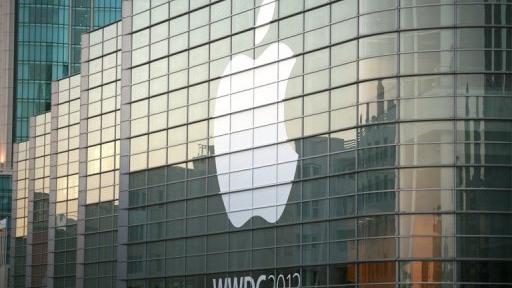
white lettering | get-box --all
[277,275,286,288]
[293,273,301,288]
[268,275,275,288]
[245,276,255,288]
[213,273,301,288]
[213,278,232,288]
[213,278,223,288]
[256,275,266,288]
[233,277,244,288]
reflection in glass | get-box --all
[400,190,453,212]
[358,238,396,260]
[400,261,453,283]
[358,262,396,284]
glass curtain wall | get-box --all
[49,75,81,288]
[121,0,512,287]
[0,177,12,225]
[15,0,121,141]
[78,22,122,288]
[12,141,29,288]
[27,113,51,288]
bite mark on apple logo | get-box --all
[213,0,298,228]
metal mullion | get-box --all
[453,4,459,285]
[354,0,360,285]
[395,2,402,287]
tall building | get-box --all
[1,1,121,287]
[10,0,512,287]
[0,1,17,286]
[0,0,16,217]
[15,0,122,142]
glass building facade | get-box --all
[120,0,512,287]
[5,1,121,287]
[49,75,82,288]
[10,0,512,287]
[78,22,122,287]
[0,177,13,226]
[12,140,29,287]
[0,0,16,231]
[27,113,51,288]
[15,0,122,142]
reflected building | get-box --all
[1,2,121,287]
[12,141,29,287]
[77,22,122,288]
[27,113,51,288]
[9,1,512,288]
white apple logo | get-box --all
[213,0,298,228]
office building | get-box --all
[0,0,16,219]
[15,0,122,141]
[0,1,17,285]
[11,0,512,287]
[1,2,121,287]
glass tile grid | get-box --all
[50,75,81,288]
[12,141,30,288]
[28,112,52,288]
[122,0,512,287]
[14,0,121,142]
[80,21,122,287]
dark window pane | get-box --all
[358,215,396,237]
[358,124,396,148]
[458,237,512,258]
[303,135,328,157]
[458,261,512,283]
[330,151,356,174]
[330,196,355,218]
[457,190,512,212]
[330,174,356,196]
[358,169,395,192]
[358,146,396,169]
[358,191,396,214]
[457,214,512,235]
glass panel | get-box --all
[400,190,453,212]
[400,261,454,283]
[358,238,396,260]
[457,190,512,212]
[400,214,454,236]
[400,143,455,166]
[359,55,397,80]
[358,262,396,284]
[400,52,454,74]
[360,0,397,13]
[401,5,454,29]
[457,261,512,283]
[359,33,397,58]
[359,10,397,35]
[400,29,454,52]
